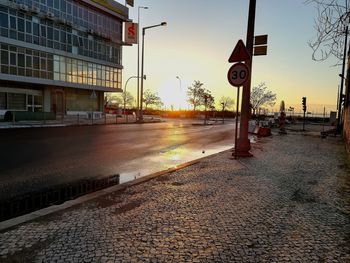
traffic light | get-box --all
[302,97,307,112]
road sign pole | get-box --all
[236,0,256,157]
[234,86,240,159]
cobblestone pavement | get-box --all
[0,129,349,263]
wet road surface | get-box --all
[0,119,236,199]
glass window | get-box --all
[18,18,24,32]
[47,40,53,48]
[54,55,59,72]
[60,0,66,12]
[25,68,32,77]
[66,58,71,74]
[40,58,46,70]
[48,72,53,79]
[1,65,8,74]
[9,29,16,39]
[60,57,65,74]
[73,5,77,17]
[93,13,97,25]
[54,72,59,80]
[78,7,82,19]
[18,67,25,76]
[101,65,105,80]
[8,93,26,110]
[33,56,39,69]
[10,52,16,66]
[40,25,46,37]
[67,2,71,14]
[47,58,53,71]
[1,51,8,65]
[1,27,8,38]
[17,30,23,41]
[0,13,8,28]
[26,21,31,33]
[33,23,39,36]
[0,92,6,109]
[60,31,66,43]
[47,27,53,39]
[54,0,59,10]
[26,55,32,67]
[72,59,77,75]
[83,9,88,21]
[33,36,39,45]
[33,69,39,78]
[54,29,59,41]
[18,53,25,67]
[25,34,32,43]
[59,73,65,81]
[9,16,16,29]
[88,11,92,23]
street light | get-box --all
[139,21,167,122]
[137,6,148,121]
[124,75,146,122]
[176,76,181,110]
[124,76,138,122]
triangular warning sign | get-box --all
[228,39,251,63]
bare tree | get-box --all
[122,91,134,108]
[202,90,215,109]
[187,80,205,111]
[219,96,234,124]
[219,96,235,111]
[143,90,163,110]
[250,83,277,116]
[202,90,215,124]
[187,80,216,112]
[306,0,349,62]
[104,92,123,108]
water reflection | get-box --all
[119,142,232,184]
[117,121,254,185]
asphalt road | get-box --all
[0,119,236,200]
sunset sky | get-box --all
[121,0,341,113]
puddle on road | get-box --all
[116,131,256,184]
[118,143,234,184]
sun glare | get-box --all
[158,79,189,110]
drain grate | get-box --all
[0,174,120,222]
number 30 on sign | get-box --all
[227,62,250,87]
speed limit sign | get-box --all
[227,62,250,87]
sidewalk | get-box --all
[0,128,349,262]
[0,114,165,129]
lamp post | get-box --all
[176,76,181,110]
[124,76,138,122]
[139,21,167,122]
[137,6,148,121]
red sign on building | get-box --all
[125,22,138,44]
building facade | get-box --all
[0,0,128,119]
